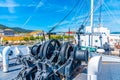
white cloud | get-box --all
[37,2,44,8]
[26,1,44,9]
[6,0,15,13]
[0,1,19,7]
[0,0,44,13]
[0,0,19,13]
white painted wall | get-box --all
[75,34,108,47]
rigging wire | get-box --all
[81,0,102,27]
[84,0,89,10]
[52,0,102,33]
[103,2,118,23]
[68,0,92,31]
[59,0,86,34]
[67,0,84,31]
[58,0,87,32]
[74,0,87,29]
[53,0,81,32]
[48,0,80,33]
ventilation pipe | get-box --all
[2,46,11,72]
[88,56,102,80]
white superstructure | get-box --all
[75,26,110,48]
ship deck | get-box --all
[0,59,22,80]
[1,56,120,80]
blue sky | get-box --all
[0,0,120,32]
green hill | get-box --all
[0,24,33,33]
[0,24,9,29]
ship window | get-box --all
[81,40,84,42]
[95,40,98,42]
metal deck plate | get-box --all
[0,59,21,80]
[99,62,120,80]
[1,60,120,80]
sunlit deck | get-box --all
[1,55,120,80]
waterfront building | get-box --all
[4,29,14,36]
[29,30,44,37]
[0,29,4,36]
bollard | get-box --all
[88,56,102,80]
[12,47,20,56]
[26,46,30,54]
[2,46,11,72]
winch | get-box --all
[13,38,88,80]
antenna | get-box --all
[48,0,80,39]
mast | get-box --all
[90,0,94,47]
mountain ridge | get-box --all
[0,24,33,33]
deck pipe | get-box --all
[88,56,102,80]
[2,46,21,72]
[2,46,11,72]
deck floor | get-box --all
[99,62,120,80]
[1,60,120,80]
[0,59,22,80]
[75,62,120,80]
